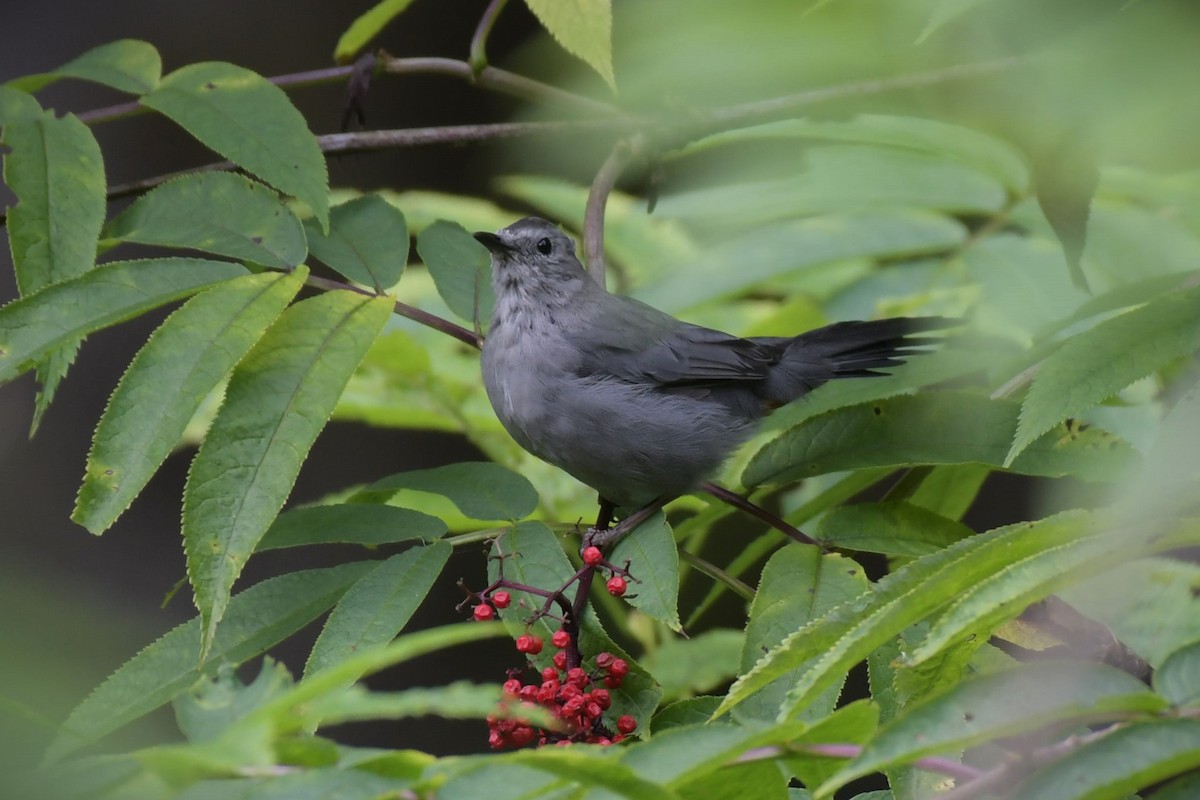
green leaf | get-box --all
[173,660,294,744]
[676,760,788,800]
[916,0,994,44]
[634,211,965,313]
[304,194,408,289]
[508,748,674,800]
[363,462,539,521]
[257,504,445,550]
[814,502,972,557]
[1154,640,1200,708]
[610,513,681,632]
[177,769,400,800]
[716,511,1099,721]
[0,85,42,125]
[744,391,1137,488]
[489,521,577,649]
[905,464,990,521]
[1013,719,1200,800]
[0,258,249,384]
[642,632,743,699]
[183,291,392,658]
[1154,771,1200,800]
[620,723,760,788]
[73,269,306,534]
[6,39,161,94]
[1008,284,1200,464]
[524,0,616,91]
[141,62,329,229]
[784,700,880,790]
[415,220,493,328]
[734,546,868,724]
[44,562,372,763]
[818,662,1168,797]
[304,542,452,676]
[652,697,723,732]
[105,172,308,268]
[296,681,546,730]
[333,0,418,64]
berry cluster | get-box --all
[582,545,630,597]
[487,630,637,749]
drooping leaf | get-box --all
[44,563,373,763]
[333,0,419,64]
[257,504,445,550]
[1008,284,1200,463]
[744,391,1137,489]
[0,258,248,384]
[815,502,973,557]
[183,291,392,658]
[304,194,408,289]
[1155,640,1200,708]
[105,172,308,268]
[415,220,493,328]
[524,0,616,91]
[74,269,306,534]
[362,462,538,521]
[6,39,161,94]
[735,546,868,724]
[304,541,452,676]
[817,662,1167,797]
[141,62,329,228]
[610,512,681,632]
[1035,131,1098,292]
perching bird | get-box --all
[475,217,951,522]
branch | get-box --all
[700,482,818,546]
[582,133,647,284]
[469,0,510,76]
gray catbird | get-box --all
[475,217,951,517]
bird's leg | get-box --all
[699,481,818,547]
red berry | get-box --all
[515,634,543,654]
[552,651,568,670]
[612,733,626,744]
[510,725,536,747]
[541,666,558,682]
[563,696,585,715]
[491,590,512,609]
[518,685,538,703]
[502,678,521,696]
[606,575,627,596]
[488,729,505,749]
[585,702,602,719]
[566,667,589,687]
[473,604,495,621]
[608,658,629,678]
[595,652,615,670]
[551,629,571,649]
[591,688,611,709]
[582,546,604,566]
[604,675,623,689]
[559,683,582,700]
[617,715,637,734]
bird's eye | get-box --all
[536,237,553,255]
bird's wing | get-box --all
[569,296,775,386]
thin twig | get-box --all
[678,550,754,601]
[582,133,646,285]
[469,0,510,76]
[303,274,481,348]
[700,481,818,546]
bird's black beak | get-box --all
[473,231,512,255]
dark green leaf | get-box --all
[333,0,419,64]
[415,220,493,328]
[6,39,161,94]
[1014,719,1200,800]
[106,172,308,268]
[364,462,538,521]
[905,464,990,521]
[44,563,373,763]
[183,292,392,657]
[524,0,616,90]
[74,269,306,534]
[784,700,880,790]
[304,194,408,289]
[304,542,452,676]
[0,258,248,384]
[258,504,445,550]
[177,769,401,800]
[1009,284,1200,463]
[815,502,973,557]
[141,62,329,228]
[610,512,681,631]
[744,391,1137,488]
[1153,640,1200,708]
[819,662,1167,796]
[651,697,723,732]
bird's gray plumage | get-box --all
[476,217,952,510]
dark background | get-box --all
[0,0,1040,771]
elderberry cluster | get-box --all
[486,629,637,749]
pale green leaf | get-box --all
[44,563,372,763]
[0,85,42,124]
[916,0,994,44]
[619,723,759,788]
[817,662,1167,797]
[415,219,493,328]
[363,461,538,521]
[173,660,294,744]
[642,631,743,699]
[333,0,418,64]
[610,513,681,631]
[1155,641,1200,708]
[524,0,616,91]
[106,172,308,268]
[1013,719,1200,800]
[1009,284,1200,464]
[905,464,990,521]
[0,258,249,384]
[297,681,549,730]
[74,269,306,534]
[304,542,452,676]
[735,546,868,724]
[815,502,972,557]
[177,769,399,800]
[142,62,329,228]
[257,504,445,550]
[744,391,1137,488]
[783,700,880,790]
[183,292,392,657]
[507,748,674,800]
[6,39,161,94]
[304,194,408,289]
